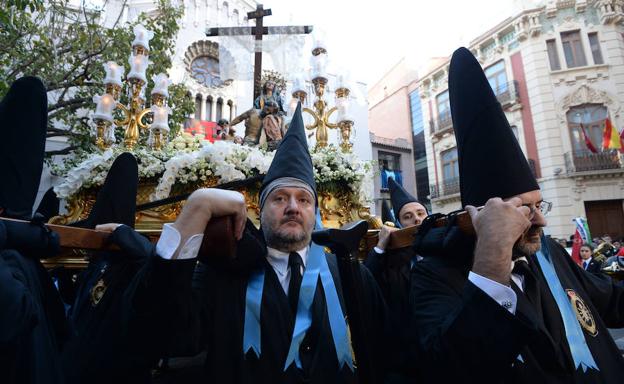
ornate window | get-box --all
[588,32,604,65]
[441,147,459,181]
[436,90,451,123]
[546,39,561,70]
[561,30,587,68]
[485,60,508,96]
[190,56,222,88]
[567,104,608,153]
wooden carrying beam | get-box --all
[0,217,119,251]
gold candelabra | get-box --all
[92,25,171,151]
[292,42,354,152]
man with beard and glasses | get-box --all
[409,48,624,383]
[152,104,389,383]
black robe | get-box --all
[163,222,389,383]
[61,225,175,384]
[0,249,69,384]
[409,237,624,383]
[364,247,416,381]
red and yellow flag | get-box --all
[602,118,624,152]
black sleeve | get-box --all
[363,247,384,277]
[104,225,200,361]
[0,252,38,343]
[358,263,393,382]
[409,258,537,382]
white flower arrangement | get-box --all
[53,140,372,205]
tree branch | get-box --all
[46,146,79,156]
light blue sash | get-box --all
[534,235,598,372]
[243,210,353,371]
[243,268,265,357]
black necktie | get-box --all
[288,252,304,314]
[512,259,540,307]
[583,261,588,270]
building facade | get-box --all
[368,59,423,216]
[416,0,624,239]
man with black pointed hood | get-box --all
[409,47,624,383]
[61,152,172,384]
[153,103,388,383]
[0,76,70,384]
[365,177,428,381]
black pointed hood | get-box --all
[449,47,538,207]
[381,199,395,225]
[0,77,47,219]
[389,177,419,220]
[259,102,316,199]
[72,153,138,229]
[35,187,60,221]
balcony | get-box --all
[429,113,454,137]
[564,150,624,174]
[494,80,520,108]
[430,177,460,199]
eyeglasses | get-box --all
[523,201,552,219]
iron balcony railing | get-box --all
[564,150,624,174]
[429,113,454,136]
[430,177,460,199]
[494,80,520,107]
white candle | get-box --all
[310,53,328,80]
[151,73,171,98]
[127,54,149,83]
[151,105,171,131]
[132,24,154,51]
[103,62,124,86]
[291,76,306,94]
[336,73,352,91]
[92,93,116,122]
[336,98,353,123]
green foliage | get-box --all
[0,0,194,157]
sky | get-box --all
[259,0,524,86]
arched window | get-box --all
[194,94,202,120]
[206,96,213,121]
[566,104,608,153]
[216,97,224,121]
[221,2,229,23]
[232,9,239,24]
[190,56,222,88]
[227,100,234,121]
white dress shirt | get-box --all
[266,247,308,294]
[468,257,527,315]
[155,223,308,294]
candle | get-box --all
[127,54,149,83]
[151,73,171,98]
[103,62,124,86]
[336,98,353,123]
[310,53,328,80]
[92,93,116,122]
[336,73,351,91]
[132,24,154,51]
[312,30,327,53]
[151,105,171,131]
[291,76,306,94]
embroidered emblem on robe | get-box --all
[566,289,598,337]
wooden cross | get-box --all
[206,4,313,100]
